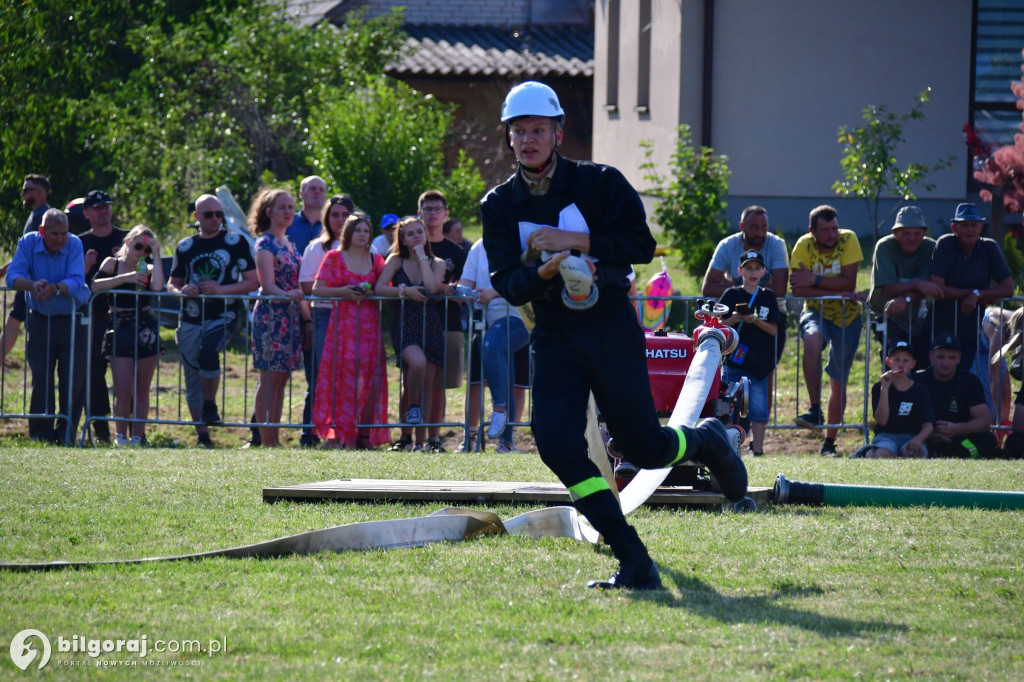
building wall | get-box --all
[595,0,975,234]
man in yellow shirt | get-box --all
[789,205,864,456]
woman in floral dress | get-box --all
[249,188,305,447]
[374,217,445,451]
[311,214,389,448]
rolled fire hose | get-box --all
[773,473,1024,510]
[0,506,600,572]
[618,331,726,515]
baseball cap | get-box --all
[888,340,916,358]
[739,250,764,267]
[83,189,113,208]
[932,334,961,351]
[381,213,400,229]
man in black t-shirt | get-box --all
[79,190,128,444]
[915,333,997,459]
[167,194,258,448]
[418,189,467,453]
[865,341,934,458]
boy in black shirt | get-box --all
[866,341,934,458]
[719,250,781,456]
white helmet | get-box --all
[500,81,565,123]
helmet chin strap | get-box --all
[520,148,557,176]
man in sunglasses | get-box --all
[78,189,128,445]
[168,194,258,448]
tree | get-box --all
[832,88,954,240]
[308,77,485,223]
[973,48,1024,214]
[640,125,731,278]
[0,1,407,243]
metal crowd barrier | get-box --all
[0,285,1019,448]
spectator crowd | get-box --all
[4,171,1024,458]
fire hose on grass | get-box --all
[773,473,1024,510]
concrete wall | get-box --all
[595,0,975,235]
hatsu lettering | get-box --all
[518,203,590,250]
[646,347,688,360]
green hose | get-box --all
[773,474,1024,510]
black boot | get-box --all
[574,491,663,591]
[586,525,663,590]
[678,418,748,502]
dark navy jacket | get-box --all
[481,154,655,328]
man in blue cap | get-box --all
[930,202,1014,415]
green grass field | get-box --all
[1,445,1023,679]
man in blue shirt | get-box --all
[285,176,329,254]
[6,209,90,444]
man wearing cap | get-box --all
[482,80,746,590]
[702,206,789,298]
[286,176,328,254]
[930,202,1014,413]
[790,205,864,456]
[79,189,128,445]
[371,213,399,258]
[6,209,90,444]
[868,206,943,362]
[915,333,997,459]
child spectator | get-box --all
[719,250,781,456]
[864,341,934,458]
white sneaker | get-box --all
[114,434,130,447]
[487,410,508,439]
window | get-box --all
[970,0,1024,158]
[636,0,651,114]
[605,0,620,112]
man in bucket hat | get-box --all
[868,205,943,363]
[930,202,1014,415]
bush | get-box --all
[640,125,731,279]
[308,77,485,223]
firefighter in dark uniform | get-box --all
[481,81,748,590]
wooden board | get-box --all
[263,478,773,509]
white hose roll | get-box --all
[618,333,724,515]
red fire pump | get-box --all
[609,301,748,490]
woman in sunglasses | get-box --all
[91,225,166,446]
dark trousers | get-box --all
[532,298,676,519]
[26,311,87,444]
[86,314,111,439]
[300,345,315,438]
[928,431,997,459]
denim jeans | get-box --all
[481,316,529,442]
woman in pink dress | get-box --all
[311,214,389,448]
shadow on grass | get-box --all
[627,564,906,637]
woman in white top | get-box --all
[299,196,351,375]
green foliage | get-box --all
[832,88,956,239]
[0,0,407,242]
[308,77,485,223]
[640,125,731,279]
[1004,233,1024,294]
